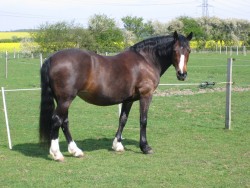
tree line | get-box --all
[29,14,250,53]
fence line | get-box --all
[1,79,235,150]
[3,88,41,92]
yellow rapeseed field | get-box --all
[0,32,31,52]
[0,43,21,52]
[0,32,30,40]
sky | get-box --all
[1,0,250,31]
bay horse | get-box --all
[39,31,193,161]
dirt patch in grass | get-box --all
[154,86,250,97]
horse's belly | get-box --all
[77,90,131,106]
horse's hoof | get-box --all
[143,149,153,154]
[74,151,84,158]
[112,137,125,152]
[50,149,65,162]
[141,145,153,154]
[50,153,65,162]
[55,157,65,162]
[68,141,84,158]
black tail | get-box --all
[39,58,55,146]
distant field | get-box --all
[0,43,21,52]
[0,32,30,40]
[0,32,30,52]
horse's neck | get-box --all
[135,47,173,77]
[159,57,172,76]
[140,51,163,76]
[152,52,173,77]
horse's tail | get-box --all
[39,57,54,146]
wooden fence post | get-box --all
[225,58,233,129]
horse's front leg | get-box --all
[139,95,153,154]
[112,101,133,152]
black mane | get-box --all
[129,34,190,56]
[129,35,174,55]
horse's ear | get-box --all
[173,31,178,41]
[186,32,193,41]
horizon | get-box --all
[1,15,250,32]
[1,0,249,31]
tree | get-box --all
[122,30,136,48]
[31,21,72,52]
[151,21,169,36]
[122,16,154,41]
[20,37,39,56]
[70,27,97,51]
[178,17,205,40]
[167,19,184,34]
[31,21,97,53]
[88,14,124,53]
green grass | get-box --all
[0,53,250,187]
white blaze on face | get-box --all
[179,54,185,74]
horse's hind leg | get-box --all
[112,101,133,152]
[50,108,65,162]
[50,99,83,161]
[61,116,84,158]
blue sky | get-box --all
[1,0,249,31]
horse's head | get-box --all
[172,31,193,81]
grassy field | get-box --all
[0,52,249,187]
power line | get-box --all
[198,0,212,17]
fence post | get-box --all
[14,48,16,59]
[5,51,8,79]
[1,87,12,149]
[225,58,233,129]
[243,46,246,56]
[118,104,122,116]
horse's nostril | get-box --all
[178,71,186,76]
[183,72,187,78]
[177,71,187,80]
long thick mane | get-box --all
[129,33,190,57]
[129,35,175,56]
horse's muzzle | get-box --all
[177,71,187,81]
